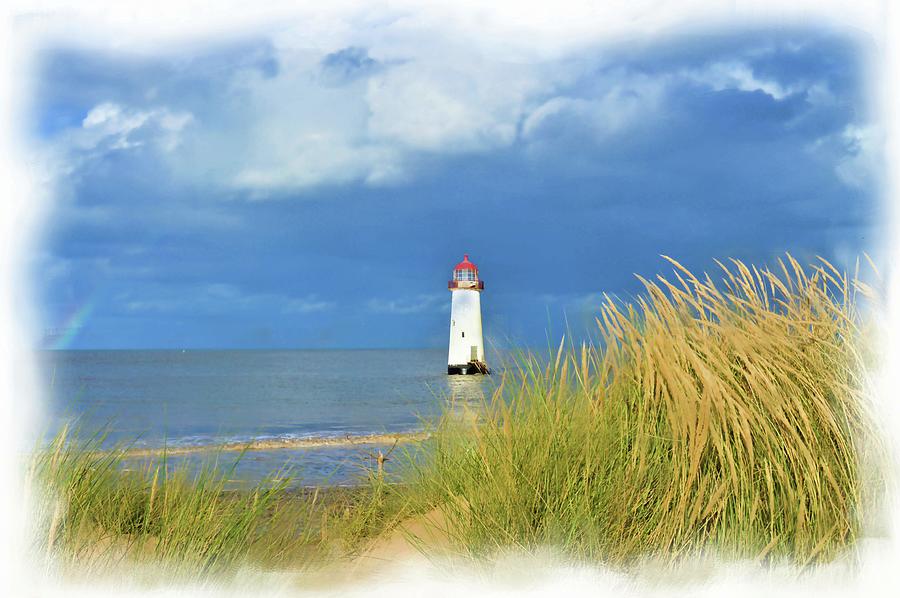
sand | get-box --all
[108,431,430,458]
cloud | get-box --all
[833,124,882,189]
[522,58,811,150]
[169,36,547,193]
[33,29,870,198]
[79,102,193,153]
[367,294,448,315]
[81,103,152,149]
[121,283,334,316]
[176,46,407,193]
[521,71,668,143]
[365,59,540,153]
[283,295,336,313]
[682,60,799,99]
[207,50,813,193]
[806,123,882,190]
[319,46,381,85]
[35,101,194,193]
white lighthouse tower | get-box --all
[447,254,488,375]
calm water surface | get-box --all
[39,349,494,485]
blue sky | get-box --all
[31,25,882,349]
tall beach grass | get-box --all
[405,255,883,567]
[27,427,412,581]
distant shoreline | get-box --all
[114,431,430,458]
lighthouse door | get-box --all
[470,346,478,361]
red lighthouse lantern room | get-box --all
[448,254,485,290]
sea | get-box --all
[38,349,495,487]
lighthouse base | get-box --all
[448,361,490,375]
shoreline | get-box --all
[111,430,430,458]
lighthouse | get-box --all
[447,254,488,375]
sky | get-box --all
[28,22,882,350]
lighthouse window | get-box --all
[455,269,476,282]
[461,331,465,338]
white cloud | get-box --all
[182,37,549,193]
[179,48,408,192]
[365,60,540,152]
[78,102,193,153]
[522,71,668,141]
[34,101,194,197]
[834,124,882,188]
[682,60,798,99]
[81,102,151,149]
[806,123,882,189]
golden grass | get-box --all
[405,255,883,567]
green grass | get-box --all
[27,426,409,581]
[29,255,885,580]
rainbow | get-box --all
[51,298,96,350]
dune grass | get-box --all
[29,255,884,579]
[403,255,883,567]
[27,427,410,580]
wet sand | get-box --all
[114,431,430,458]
